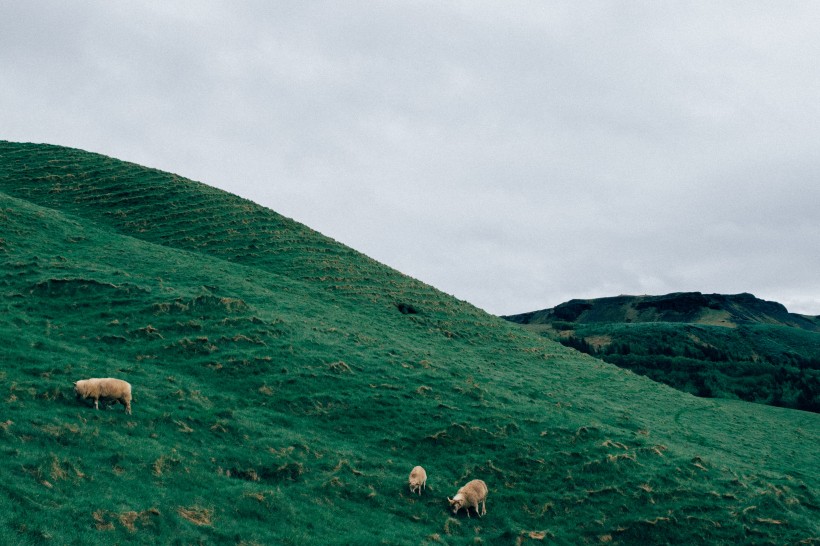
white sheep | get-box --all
[74,378,132,415]
[448,479,488,517]
[408,466,427,495]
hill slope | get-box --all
[1,142,818,545]
[505,294,820,412]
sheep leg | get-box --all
[94,399,99,410]
[481,500,486,516]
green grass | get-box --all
[1,141,819,544]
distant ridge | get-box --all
[505,291,820,331]
[504,292,820,412]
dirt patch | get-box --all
[93,508,160,532]
[698,309,737,328]
[177,505,213,526]
[586,335,612,351]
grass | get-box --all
[1,141,818,544]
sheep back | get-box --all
[458,479,488,504]
[74,378,132,413]
[408,466,427,494]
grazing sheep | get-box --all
[409,466,427,495]
[74,378,132,415]
[448,479,488,517]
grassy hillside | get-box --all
[1,141,818,545]
[505,294,820,413]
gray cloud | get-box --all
[3,1,820,315]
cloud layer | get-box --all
[3,1,820,315]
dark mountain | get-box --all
[505,293,820,412]
[505,292,820,331]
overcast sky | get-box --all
[3,1,820,316]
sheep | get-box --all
[408,466,427,495]
[74,378,132,415]
[448,479,488,517]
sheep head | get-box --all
[448,495,464,513]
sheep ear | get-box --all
[447,497,453,503]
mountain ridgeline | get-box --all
[1,141,818,544]
[506,292,820,330]
[505,293,820,412]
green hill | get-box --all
[1,141,818,545]
[504,294,820,412]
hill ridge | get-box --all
[505,291,820,331]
